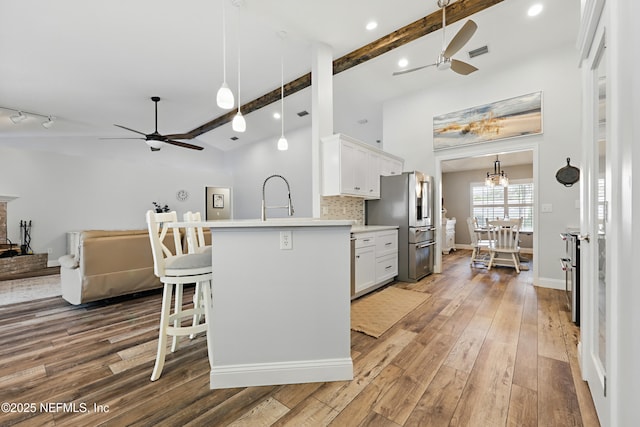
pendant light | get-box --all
[231,0,246,132]
[216,0,234,110]
[485,155,509,187]
[277,31,288,151]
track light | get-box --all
[10,111,26,124]
[41,116,55,129]
[2,106,56,128]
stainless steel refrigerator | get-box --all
[366,171,435,282]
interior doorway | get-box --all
[434,144,539,285]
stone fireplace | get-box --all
[0,195,48,277]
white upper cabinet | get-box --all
[379,156,403,177]
[321,134,404,199]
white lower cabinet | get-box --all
[355,245,376,294]
[353,229,398,298]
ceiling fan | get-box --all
[393,0,479,77]
[109,96,203,151]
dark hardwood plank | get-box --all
[538,356,583,427]
[0,250,600,426]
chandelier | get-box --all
[485,155,509,187]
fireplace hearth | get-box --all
[0,196,49,279]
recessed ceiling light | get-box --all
[366,21,378,31]
[273,112,281,119]
[527,3,543,17]
[398,58,409,68]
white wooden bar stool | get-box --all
[183,211,212,336]
[146,210,213,381]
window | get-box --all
[471,180,534,231]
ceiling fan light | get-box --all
[277,135,288,151]
[216,82,234,110]
[232,111,246,132]
[147,140,163,150]
[10,111,26,124]
[436,54,451,71]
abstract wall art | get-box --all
[433,91,542,151]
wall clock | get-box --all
[176,189,189,202]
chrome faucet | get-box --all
[261,174,295,221]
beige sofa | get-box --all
[60,230,171,305]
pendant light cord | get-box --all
[237,5,241,111]
[280,41,285,137]
[222,0,227,82]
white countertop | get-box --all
[351,225,399,233]
[180,218,355,228]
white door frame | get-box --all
[434,139,539,286]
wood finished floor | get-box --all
[0,250,600,426]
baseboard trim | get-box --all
[535,277,565,290]
[210,358,353,389]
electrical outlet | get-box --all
[280,231,292,250]
[47,248,53,255]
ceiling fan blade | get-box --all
[444,20,478,58]
[451,59,478,75]
[114,124,147,136]
[99,137,145,140]
[164,139,204,151]
[392,64,436,76]
[163,133,190,140]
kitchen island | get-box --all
[203,218,354,389]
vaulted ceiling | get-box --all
[0,0,579,155]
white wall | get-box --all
[0,145,232,262]
[227,126,313,220]
[382,42,582,283]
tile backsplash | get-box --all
[320,196,365,224]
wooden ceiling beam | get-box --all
[181,0,504,139]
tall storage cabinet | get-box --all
[442,217,456,254]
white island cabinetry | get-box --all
[322,134,404,199]
[205,218,354,389]
[351,226,399,298]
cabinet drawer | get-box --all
[375,230,398,256]
[375,253,398,283]
[354,233,376,248]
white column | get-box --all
[311,42,333,217]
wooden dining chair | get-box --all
[486,219,521,273]
[467,217,490,266]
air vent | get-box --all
[297,110,309,117]
[230,136,239,141]
[468,45,489,59]
[357,119,368,125]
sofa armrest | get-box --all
[58,254,79,269]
